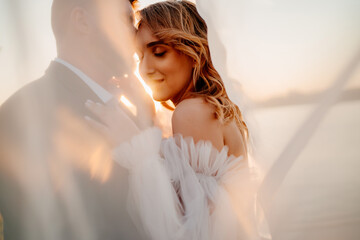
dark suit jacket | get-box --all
[0,61,148,239]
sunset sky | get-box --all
[0,0,359,104]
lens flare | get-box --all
[119,95,137,116]
[133,53,163,112]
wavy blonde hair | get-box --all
[137,0,248,139]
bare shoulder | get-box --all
[173,98,213,120]
[172,98,224,150]
[172,98,216,129]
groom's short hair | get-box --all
[51,0,138,42]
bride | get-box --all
[87,1,260,239]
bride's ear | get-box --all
[71,7,92,34]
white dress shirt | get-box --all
[55,58,113,103]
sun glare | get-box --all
[133,53,163,112]
[119,95,137,116]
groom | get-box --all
[0,0,154,239]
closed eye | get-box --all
[154,51,166,57]
[153,46,167,57]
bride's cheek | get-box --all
[160,56,176,72]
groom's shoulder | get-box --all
[0,75,56,111]
[0,77,61,132]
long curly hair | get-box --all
[137,0,248,139]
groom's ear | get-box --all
[71,7,92,34]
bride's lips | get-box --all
[149,79,164,85]
[152,79,164,82]
[145,77,165,90]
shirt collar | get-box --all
[54,58,113,103]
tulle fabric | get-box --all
[112,128,181,239]
[113,127,260,240]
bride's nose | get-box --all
[139,54,156,79]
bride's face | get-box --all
[136,25,194,103]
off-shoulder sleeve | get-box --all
[161,135,260,240]
[112,129,260,240]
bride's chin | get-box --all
[152,93,170,102]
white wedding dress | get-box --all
[113,127,260,240]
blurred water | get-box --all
[253,100,360,239]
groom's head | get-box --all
[51,0,137,38]
[51,0,137,39]
[51,0,138,81]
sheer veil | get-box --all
[195,0,360,239]
[1,0,360,239]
